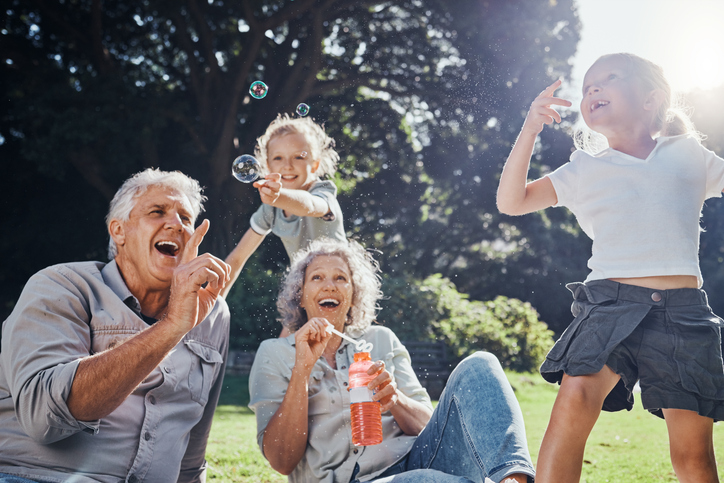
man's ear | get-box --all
[644,89,666,111]
[109,219,126,248]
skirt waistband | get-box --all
[566,279,709,307]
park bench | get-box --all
[402,340,452,400]
[225,350,256,376]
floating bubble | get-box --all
[296,103,310,117]
[249,81,268,99]
[231,155,261,183]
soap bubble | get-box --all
[249,81,268,99]
[296,103,310,117]
[231,155,261,183]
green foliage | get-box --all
[379,274,554,372]
[223,255,284,351]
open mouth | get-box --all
[281,175,298,181]
[590,100,609,112]
[155,241,179,257]
[318,298,340,308]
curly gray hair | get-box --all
[277,238,382,334]
[105,168,206,259]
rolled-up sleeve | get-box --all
[249,204,274,236]
[1,267,100,444]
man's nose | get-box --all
[164,213,184,230]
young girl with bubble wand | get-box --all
[497,53,724,482]
[223,114,346,335]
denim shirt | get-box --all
[0,260,229,483]
[249,325,433,483]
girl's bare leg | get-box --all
[663,408,718,483]
[535,366,620,483]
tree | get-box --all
[0,0,583,340]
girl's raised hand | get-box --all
[253,173,282,205]
[522,79,572,136]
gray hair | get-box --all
[277,238,382,334]
[105,168,206,259]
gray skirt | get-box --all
[540,279,724,420]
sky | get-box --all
[566,0,724,106]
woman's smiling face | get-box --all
[300,255,354,330]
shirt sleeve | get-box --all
[178,301,231,483]
[0,266,100,444]
[546,151,583,209]
[247,340,294,455]
[702,143,724,199]
[309,180,340,221]
[249,204,274,236]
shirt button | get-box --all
[163,366,170,373]
[651,292,662,302]
[144,431,151,441]
[343,382,348,387]
[353,449,359,454]
[341,365,346,370]
[338,349,344,354]
[128,475,137,483]
[149,396,156,405]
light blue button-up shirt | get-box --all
[249,325,433,483]
[0,260,229,482]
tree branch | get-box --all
[168,9,205,118]
[260,0,320,31]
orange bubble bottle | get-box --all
[348,352,383,446]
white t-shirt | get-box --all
[547,134,724,286]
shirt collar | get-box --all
[101,259,142,314]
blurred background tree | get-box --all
[1,0,649,360]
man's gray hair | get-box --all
[277,238,382,334]
[106,168,206,259]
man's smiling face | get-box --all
[111,185,195,290]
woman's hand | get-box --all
[521,79,571,136]
[367,361,400,413]
[293,317,333,374]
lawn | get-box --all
[206,373,724,482]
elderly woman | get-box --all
[249,238,535,483]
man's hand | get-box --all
[166,219,231,334]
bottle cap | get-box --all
[353,352,371,362]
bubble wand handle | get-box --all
[325,323,373,353]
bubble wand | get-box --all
[325,323,373,353]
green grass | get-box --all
[207,373,724,482]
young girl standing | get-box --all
[497,53,724,482]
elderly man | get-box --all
[0,168,231,483]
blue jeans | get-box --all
[359,352,535,483]
[0,474,38,483]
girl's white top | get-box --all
[547,134,724,287]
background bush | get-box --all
[379,274,555,372]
